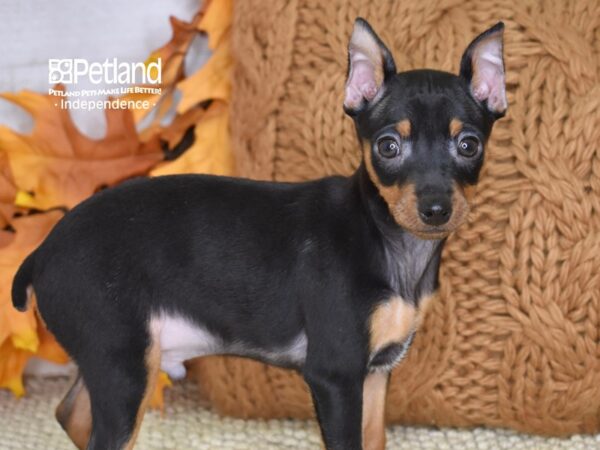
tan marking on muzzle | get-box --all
[462,183,477,202]
[451,181,471,226]
[362,141,473,238]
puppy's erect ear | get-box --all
[459,22,507,117]
[344,18,396,115]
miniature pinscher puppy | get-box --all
[12,18,506,450]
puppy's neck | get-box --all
[354,163,445,303]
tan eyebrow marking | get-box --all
[395,119,411,138]
[449,118,463,137]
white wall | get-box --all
[0,0,204,138]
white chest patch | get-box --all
[150,314,307,379]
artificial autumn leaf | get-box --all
[0,319,69,400]
[176,0,232,118]
[151,101,234,176]
[0,211,64,351]
[0,303,69,398]
[139,106,206,149]
[0,230,16,351]
[0,87,164,211]
[0,230,14,248]
[177,38,232,113]
[0,340,29,397]
[156,107,206,149]
[0,211,65,397]
[149,371,173,410]
[198,0,232,50]
[122,10,206,124]
[0,151,17,228]
[34,310,69,364]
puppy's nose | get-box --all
[418,199,451,226]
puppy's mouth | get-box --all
[391,209,469,240]
[407,226,453,240]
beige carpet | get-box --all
[1,378,599,450]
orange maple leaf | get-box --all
[0,339,29,397]
[152,101,234,176]
[0,211,64,350]
[149,371,173,411]
[0,86,164,211]
[122,9,207,124]
[0,151,17,228]
[153,0,234,178]
[198,0,232,50]
[0,211,65,396]
[176,38,232,113]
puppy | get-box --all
[13,18,506,450]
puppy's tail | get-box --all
[12,252,36,312]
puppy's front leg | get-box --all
[362,371,389,450]
[304,369,364,450]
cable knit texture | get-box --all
[192,0,600,435]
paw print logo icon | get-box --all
[48,59,73,84]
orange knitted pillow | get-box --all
[192,0,600,435]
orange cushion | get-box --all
[192,0,600,435]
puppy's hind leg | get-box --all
[80,329,161,450]
[56,373,92,450]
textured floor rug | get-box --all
[0,378,599,449]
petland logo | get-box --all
[47,58,162,111]
[48,58,161,85]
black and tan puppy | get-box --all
[12,18,506,450]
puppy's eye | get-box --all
[377,138,400,158]
[457,136,480,157]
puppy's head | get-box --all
[345,18,506,239]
